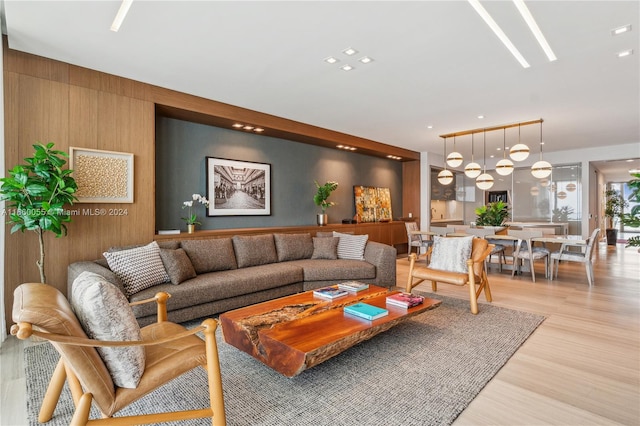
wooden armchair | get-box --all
[406,237,494,314]
[11,282,226,426]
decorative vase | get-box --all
[187,224,196,234]
[317,213,328,226]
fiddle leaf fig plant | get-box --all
[0,142,78,283]
[475,200,510,226]
[313,180,338,213]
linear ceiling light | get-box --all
[111,0,133,32]
[467,0,530,68]
[513,0,557,61]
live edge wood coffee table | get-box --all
[219,285,441,377]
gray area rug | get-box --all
[24,293,544,426]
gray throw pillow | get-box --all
[429,236,474,273]
[103,241,170,296]
[274,233,314,261]
[71,271,145,389]
[232,234,278,268]
[311,236,339,260]
[180,238,237,273]
[159,248,197,284]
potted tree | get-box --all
[621,172,640,250]
[0,143,78,283]
[474,200,510,232]
[313,180,338,226]
[604,188,628,246]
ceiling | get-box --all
[1,1,639,178]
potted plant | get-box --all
[552,206,574,222]
[604,188,628,245]
[181,193,210,233]
[474,200,510,231]
[313,180,338,226]
[621,172,640,250]
[0,142,78,283]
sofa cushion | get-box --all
[103,241,170,296]
[159,248,197,285]
[233,234,278,268]
[429,235,474,273]
[333,232,369,260]
[273,233,314,261]
[311,236,339,260]
[291,259,376,282]
[129,263,304,314]
[70,271,145,389]
[181,238,237,273]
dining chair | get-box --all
[550,228,600,286]
[11,280,227,426]
[404,221,433,259]
[508,229,550,282]
[465,228,507,272]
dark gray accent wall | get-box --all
[156,117,403,231]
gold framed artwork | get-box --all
[353,186,393,222]
[69,147,134,203]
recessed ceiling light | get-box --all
[427,125,434,129]
[617,49,634,58]
[612,25,632,36]
[243,125,254,130]
[343,47,358,56]
[477,115,485,119]
[232,123,243,128]
[324,56,339,64]
[340,64,354,71]
[254,128,264,133]
[359,56,373,64]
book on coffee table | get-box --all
[386,293,425,308]
[344,302,389,320]
[313,286,349,299]
[337,281,369,292]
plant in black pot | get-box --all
[475,200,510,228]
[604,188,628,246]
[0,143,78,283]
[621,172,640,249]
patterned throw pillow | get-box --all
[429,236,474,273]
[103,241,169,296]
[311,236,339,260]
[159,248,196,285]
[71,271,145,389]
[333,231,369,260]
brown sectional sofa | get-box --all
[68,232,397,326]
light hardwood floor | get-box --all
[1,242,638,425]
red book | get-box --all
[386,293,424,308]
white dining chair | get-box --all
[550,229,600,286]
[508,229,550,282]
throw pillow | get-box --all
[429,235,474,273]
[180,238,237,274]
[273,233,314,261]
[70,271,145,389]
[311,236,339,260]
[232,234,278,268]
[103,241,170,296]
[159,248,196,285]
[333,231,368,260]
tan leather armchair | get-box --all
[11,283,226,426]
[406,238,494,314]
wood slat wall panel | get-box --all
[402,160,420,218]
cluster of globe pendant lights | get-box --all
[437,119,552,190]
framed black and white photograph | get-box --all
[206,157,271,216]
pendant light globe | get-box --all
[495,158,514,176]
[446,152,463,168]
[531,160,552,178]
[464,162,482,178]
[509,143,530,161]
[476,172,494,190]
[437,169,454,185]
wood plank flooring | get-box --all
[1,242,638,425]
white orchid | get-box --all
[181,193,210,225]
